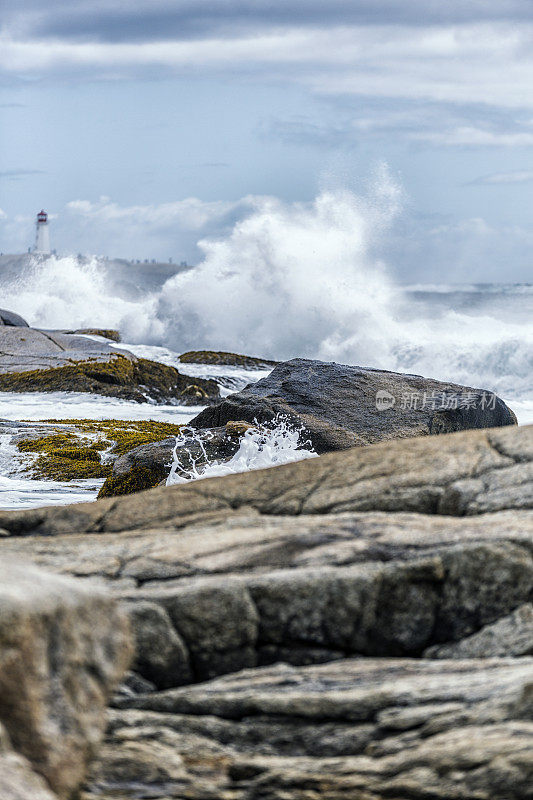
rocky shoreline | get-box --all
[97,357,518,497]
[0,313,530,799]
[0,422,531,798]
[0,318,219,404]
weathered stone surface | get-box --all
[425,603,533,658]
[0,424,530,537]
[0,426,530,688]
[0,723,57,800]
[191,358,517,452]
[0,424,532,800]
[1,507,531,684]
[0,560,132,798]
[111,437,175,478]
[82,657,533,800]
[118,671,156,697]
[125,601,192,688]
[0,308,29,327]
[0,327,130,373]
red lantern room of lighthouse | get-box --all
[34,209,51,254]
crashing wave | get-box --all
[166,415,317,485]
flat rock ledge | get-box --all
[1,505,531,686]
[86,657,533,800]
[0,423,530,537]
[0,327,129,373]
[0,327,220,404]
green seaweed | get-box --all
[41,419,183,456]
[15,420,183,483]
[17,434,111,480]
[97,464,168,498]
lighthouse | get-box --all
[34,210,51,254]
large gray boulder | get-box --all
[0,308,29,327]
[0,560,132,799]
[191,358,517,452]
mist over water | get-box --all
[3,178,532,415]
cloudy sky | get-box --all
[1,0,533,280]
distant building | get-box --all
[34,210,51,254]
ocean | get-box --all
[0,190,531,509]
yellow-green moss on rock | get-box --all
[42,419,183,456]
[97,464,168,498]
[15,420,184,483]
[17,434,112,481]
[0,354,219,404]
[179,350,277,369]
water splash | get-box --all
[1,254,164,343]
[166,416,317,485]
[157,181,401,364]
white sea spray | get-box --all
[166,415,317,485]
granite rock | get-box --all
[83,657,533,800]
[0,308,29,327]
[191,358,517,452]
[0,560,132,798]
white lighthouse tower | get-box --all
[34,210,51,254]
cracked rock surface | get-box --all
[2,506,531,686]
[84,658,533,800]
[0,424,531,799]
